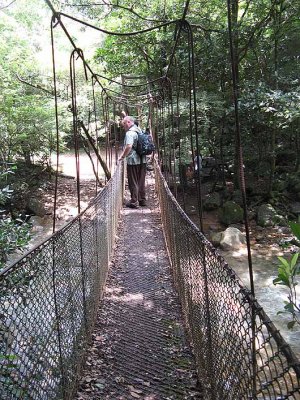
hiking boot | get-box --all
[139,200,146,206]
[125,201,139,209]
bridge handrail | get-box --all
[0,163,124,400]
[155,160,300,399]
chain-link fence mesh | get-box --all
[155,161,300,400]
[0,163,124,400]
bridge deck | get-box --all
[75,174,202,399]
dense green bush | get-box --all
[0,218,31,270]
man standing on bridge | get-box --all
[118,115,147,208]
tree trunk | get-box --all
[79,121,111,181]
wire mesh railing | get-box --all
[155,160,300,400]
[0,163,124,400]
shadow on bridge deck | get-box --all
[75,174,202,399]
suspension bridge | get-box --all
[1,0,300,399]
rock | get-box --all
[220,227,246,250]
[27,197,47,217]
[30,216,44,226]
[211,232,222,247]
[257,203,283,227]
[30,215,50,233]
[203,192,221,211]
[219,201,244,225]
[212,227,246,250]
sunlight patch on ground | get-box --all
[108,291,155,310]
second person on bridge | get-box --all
[118,115,147,208]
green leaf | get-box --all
[284,303,294,313]
[291,253,299,267]
[278,256,290,270]
[287,321,296,329]
[290,222,300,241]
[277,272,290,287]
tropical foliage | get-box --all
[0,1,300,310]
[274,222,300,329]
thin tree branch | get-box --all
[79,120,111,180]
[64,1,166,23]
[16,74,54,96]
[0,0,17,10]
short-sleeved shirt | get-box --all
[124,126,146,165]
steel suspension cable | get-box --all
[59,11,180,37]
[226,0,254,298]
[70,50,81,214]
[69,49,89,337]
[227,1,257,397]
[92,75,100,194]
[186,21,203,232]
[50,17,60,234]
[50,17,66,397]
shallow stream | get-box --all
[220,243,300,360]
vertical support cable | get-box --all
[186,22,203,232]
[169,82,178,199]
[184,21,216,397]
[50,16,66,399]
[92,75,99,194]
[69,49,89,340]
[161,92,167,178]
[176,68,187,211]
[226,0,257,396]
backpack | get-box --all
[135,130,155,156]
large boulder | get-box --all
[211,227,246,250]
[27,197,47,217]
[219,201,243,225]
[203,192,221,211]
[257,203,283,227]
